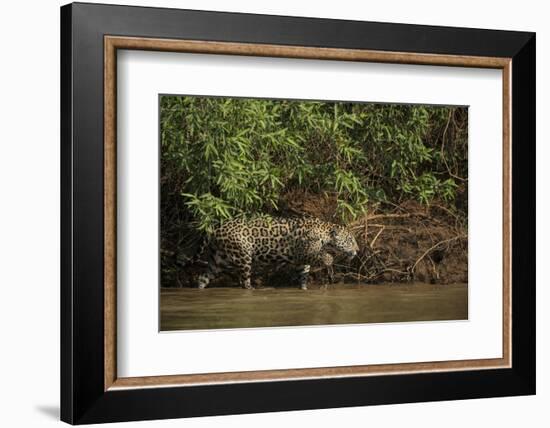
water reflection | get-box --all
[160,283,467,331]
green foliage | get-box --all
[160,96,467,231]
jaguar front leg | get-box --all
[298,264,311,290]
[320,252,334,284]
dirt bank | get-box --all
[163,196,467,288]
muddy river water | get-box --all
[160,282,467,331]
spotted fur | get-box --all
[195,216,358,290]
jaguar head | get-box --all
[330,226,359,259]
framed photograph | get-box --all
[60,2,535,424]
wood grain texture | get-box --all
[110,357,508,390]
[106,36,511,68]
[502,62,513,367]
[104,37,117,391]
[103,36,513,390]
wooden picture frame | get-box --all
[61,2,535,424]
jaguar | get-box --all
[192,216,359,290]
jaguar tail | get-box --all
[176,234,209,267]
